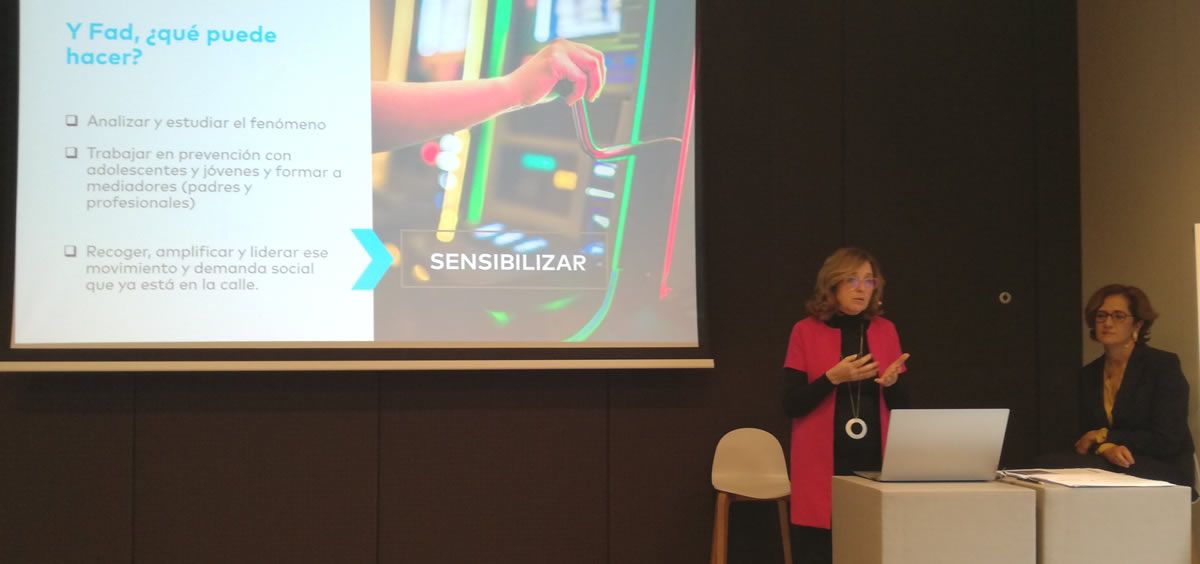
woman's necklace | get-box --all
[844,323,867,440]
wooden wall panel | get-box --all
[0,374,133,563]
[1033,0,1083,455]
[133,373,378,563]
[379,372,608,563]
[843,0,1045,467]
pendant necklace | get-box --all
[844,323,868,440]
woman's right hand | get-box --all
[1100,444,1135,468]
[505,39,606,107]
[826,354,878,385]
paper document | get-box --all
[997,468,1174,487]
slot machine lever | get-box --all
[555,82,682,161]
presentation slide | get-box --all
[12,0,698,349]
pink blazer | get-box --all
[783,315,905,528]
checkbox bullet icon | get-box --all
[65,114,78,126]
[65,147,77,159]
[64,245,76,257]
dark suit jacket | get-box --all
[1079,344,1195,487]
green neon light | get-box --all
[467,0,514,225]
[520,153,557,171]
[567,0,658,342]
[489,310,511,326]
[469,122,496,225]
[539,295,578,311]
[628,4,656,144]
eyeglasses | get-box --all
[1094,311,1132,323]
[842,277,877,290]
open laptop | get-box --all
[853,408,1009,482]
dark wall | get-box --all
[0,1,1079,563]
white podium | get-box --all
[832,476,1035,564]
[1001,478,1191,564]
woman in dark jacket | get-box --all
[1046,284,1194,493]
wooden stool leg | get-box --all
[777,499,792,564]
[711,492,731,564]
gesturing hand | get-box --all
[874,353,910,387]
[826,354,878,385]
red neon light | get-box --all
[659,53,696,300]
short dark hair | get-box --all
[1083,284,1157,344]
[805,247,886,320]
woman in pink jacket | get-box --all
[782,247,911,564]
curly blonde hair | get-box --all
[805,247,886,320]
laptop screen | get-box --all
[866,408,1010,482]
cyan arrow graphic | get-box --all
[352,228,391,290]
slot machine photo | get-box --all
[370,0,696,345]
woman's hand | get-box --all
[1074,430,1102,455]
[874,353,910,387]
[1101,444,1135,468]
[505,39,607,107]
[826,354,878,385]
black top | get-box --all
[782,313,910,475]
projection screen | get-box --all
[1,0,707,370]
